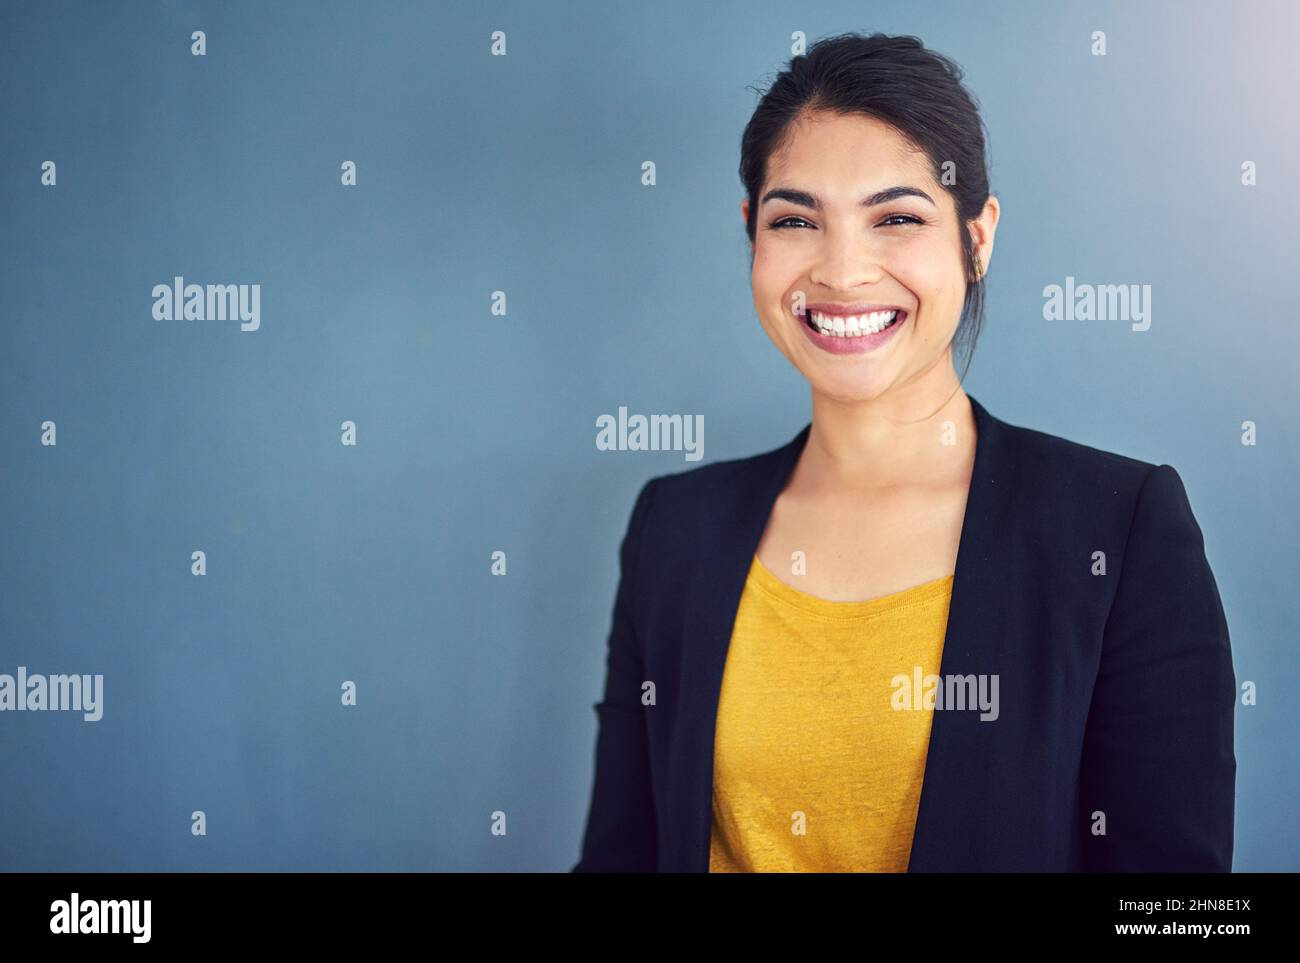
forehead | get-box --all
[765,110,936,191]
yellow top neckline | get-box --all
[748,552,954,621]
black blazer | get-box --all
[573,395,1236,872]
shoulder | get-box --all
[611,430,803,560]
[987,406,1201,524]
[992,407,1155,487]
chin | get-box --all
[805,372,895,404]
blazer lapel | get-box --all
[676,394,1015,872]
[906,395,1016,870]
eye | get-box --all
[768,213,926,230]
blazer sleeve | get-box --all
[1079,463,1237,871]
[571,477,660,872]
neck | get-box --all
[801,352,975,493]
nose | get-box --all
[807,228,886,292]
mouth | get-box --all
[796,306,906,338]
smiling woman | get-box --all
[573,32,1235,874]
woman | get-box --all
[573,32,1235,872]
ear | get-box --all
[741,198,753,253]
[969,194,1000,276]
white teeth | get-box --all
[807,309,899,336]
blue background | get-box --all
[1,0,1296,870]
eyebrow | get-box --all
[760,185,936,209]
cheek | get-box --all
[751,250,786,303]
[893,241,965,301]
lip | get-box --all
[793,304,908,355]
[802,302,908,316]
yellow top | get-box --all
[708,553,954,872]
